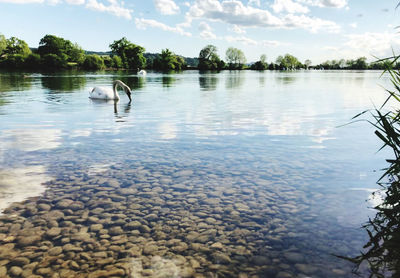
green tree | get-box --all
[354,57,367,70]
[304,59,312,69]
[41,53,68,69]
[0,34,6,57]
[153,49,184,71]
[109,37,146,69]
[82,55,105,70]
[112,55,123,69]
[69,43,85,64]
[0,54,26,69]
[276,54,301,70]
[38,34,84,65]
[25,53,41,69]
[4,37,31,56]
[198,45,223,70]
[251,54,268,70]
[226,47,246,69]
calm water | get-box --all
[0,70,391,277]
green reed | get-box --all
[342,56,400,277]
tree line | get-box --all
[1,34,399,72]
[0,34,188,71]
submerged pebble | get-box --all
[0,159,360,277]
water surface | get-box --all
[0,70,390,277]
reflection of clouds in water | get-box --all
[70,128,92,138]
[158,122,177,140]
[87,163,113,175]
[130,256,183,278]
[0,166,51,214]
[0,129,62,152]
[350,188,384,208]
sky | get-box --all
[1,0,400,64]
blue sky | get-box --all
[1,0,399,63]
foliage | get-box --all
[341,57,400,277]
[109,37,146,69]
[82,54,105,70]
[0,34,6,56]
[0,54,26,69]
[102,56,113,68]
[316,57,370,70]
[25,53,41,69]
[41,53,68,69]
[276,54,302,70]
[3,37,31,57]
[153,49,185,71]
[38,35,84,64]
[112,55,123,69]
[226,47,246,69]
[198,45,224,70]
[347,57,368,70]
[251,54,268,70]
[304,59,312,69]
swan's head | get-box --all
[124,87,132,102]
[114,80,132,102]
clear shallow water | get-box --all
[0,70,391,277]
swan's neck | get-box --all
[113,82,120,100]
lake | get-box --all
[0,70,390,277]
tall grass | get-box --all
[344,56,400,277]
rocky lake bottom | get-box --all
[0,149,365,278]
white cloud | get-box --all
[349,22,357,29]
[65,0,85,4]
[261,39,286,47]
[86,0,132,20]
[297,0,348,9]
[323,46,339,51]
[154,0,180,15]
[0,0,133,19]
[135,18,192,37]
[319,0,347,8]
[321,32,400,62]
[230,25,246,34]
[0,0,44,3]
[176,16,193,28]
[187,0,340,33]
[272,0,309,14]
[344,32,400,57]
[198,22,216,39]
[248,0,260,6]
[188,0,281,28]
[225,35,258,45]
[224,35,286,47]
[283,13,340,33]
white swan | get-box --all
[89,80,132,102]
[138,69,147,76]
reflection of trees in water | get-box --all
[117,76,145,91]
[225,71,245,89]
[341,179,400,278]
[199,74,218,91]
[41,74,86,92]
[276,74,297,84]
[0,73,32,92]
[162,76,176,88]
[340,67,400,277]
[259,76,265,87]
